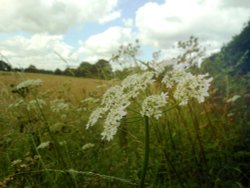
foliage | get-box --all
[0,60,12,71]
[12,59,114,80]
[202,20,250,95]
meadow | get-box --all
[0,41,249,188]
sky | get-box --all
[0,0,249,70]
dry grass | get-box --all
[0,71,113,102]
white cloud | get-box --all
[77,26,133,63]
[1,0,249,71]
[0,0,120,34]
[99,11,121,24]
[123,18,134,27]
[220,0,250,8]
[0,33,76,70]
[135,0,250,54]
[0,26,134,70]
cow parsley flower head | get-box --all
[174,73,213,105]
[16,79,42,90]
[86,85,129,137]
[86,107,107,129]
[141,92,168,119]
[13,79,42,97]
[137,71,155,90]
[86,72,154,141]
[99,97,130,140]
[122,71,155,98]
[151,59,176,76]
[162,68,191,89]
[50,99,70,113]
[101,124,118,141]
[86,63,212,141]
[101,85,124,108]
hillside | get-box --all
[201,21,250,97]
[202,20,250,75]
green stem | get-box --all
[140,116,150,188]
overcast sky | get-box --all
[0,0,249,70]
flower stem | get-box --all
[140,116,150,188]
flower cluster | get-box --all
[141,92,168,119]
[50,99,70,113]
[174,73,213,105]
[121,71,155,98]
[86,71,155,140]
[15,79,42,91]
[86,61,213,141]
[161,68,191,89]
[86,107,106,129]
[12,79,42,97]
[101,99,130,141]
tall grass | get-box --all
[0,71,248,187]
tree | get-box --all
[64,67,76,76]
[222,20,250,74]
[95,59,113,79]
[54,68,62,75]
[75,61,93,77]
[25,65,38,73]
[201,20,250,97]
[0,60,12,71]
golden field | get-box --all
[0,71,113,103]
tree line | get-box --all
[0,59,114,80]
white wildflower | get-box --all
[226,95,241,103]
[122,71,155,98]
[141,92,168,119]
[137,71,155,91]
[87,84,130,140]
[86,107,107,129]
[162,68,191,89]
[16,79,42,90]
[50,99,70,113]
[81,143,95,150]
[101,124,118,141]
[37,141,51,150]
[151,59,176,76]
[86,71,155,141]
[174,73,213,105]
[121,73,139,91]
[101,85,123,108]
[100,99,129,140]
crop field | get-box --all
[0,65,249,188]
[0,72,111,102]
